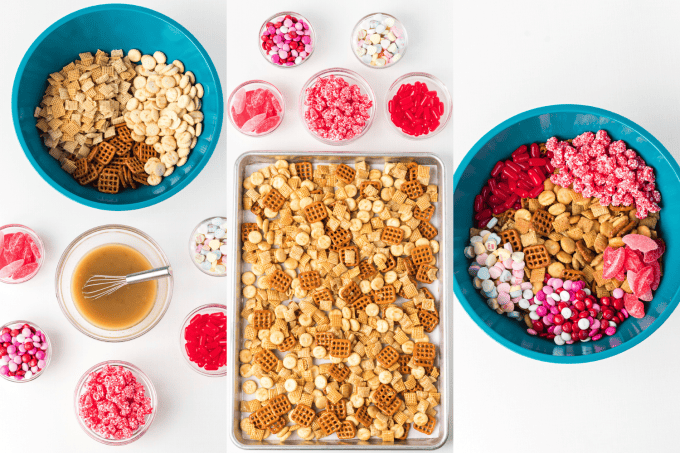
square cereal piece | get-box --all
[520,231,539,247]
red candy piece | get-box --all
[253,115,282,134]
[389,81,442,137]
[643,238,665,263]
[231,87,282,135]
[4,233,25,263]
[632,265,654,297]
[0,259,24,279]
[602,247,626,280]
[184,311,227,370]
[11,263,39,280]
[241,113,267,133]
[650,260,661,290]
[622,234,658,253]
[624,247,643,272]
[624,293,645,318]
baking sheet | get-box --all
[229,151,451,449]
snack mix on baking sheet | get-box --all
[238,160,442,442]
[35,49,204,190]
[464,130,664,345]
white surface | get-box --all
[226,0,453,451]
[453,2,680,453]
[0,1,226,452]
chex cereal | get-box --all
[238,160,442,442]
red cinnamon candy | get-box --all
[184,312,227,371]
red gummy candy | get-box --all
[232,88,246,115]
[22,245,34,265]
[624,293,645,318]
[632,265,654,297]
[650,260,661,290]
[622,234,658,253]
[253,115,281,134]
[624,247,643,272]
[11,263,39,280]
[643,238,665,263]
[0,259,25,279]
[28,236,41,260]
[241,112,267,133]
[603,247,625,279]
[4,233,25,262]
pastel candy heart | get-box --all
[497,282,511,293]
[511,260,525,270]
[504,242,513,252]
[477,267,491,280]
[488,266,502,279]
[476,253,488,265]
[502,258,513,269]
[511,277,523,285]
[512,269,525,279]
[499,270,512,282]
[497,291,510,305]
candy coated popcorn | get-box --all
[78,365,153,440]
[549,130,660,219]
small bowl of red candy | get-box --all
[259,11,315,68]
[299,68,376,145]
[75,360,156,445]
[385,72,452,139]
[0,224,45,284]
[0,320,51,383]
[228,80,285,137]
[180,304,227,377]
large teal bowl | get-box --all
[454,104,680,363]
[12,4,223,210]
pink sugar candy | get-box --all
[543,286,553,296]
[536,291,546,302]
[497,282,510,293]
[551,278,563,289]
[488,266,502,279]
[511,277,523,285]
[563,280,572,291]
[475,253,488,265]
[502,258,513,268]
[520,282,533,290]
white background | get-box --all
[0,1,226,452]
[454,1,680,453]
[226,0,453,452]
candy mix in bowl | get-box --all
[464,130,664,347]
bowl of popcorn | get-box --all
[12,4,223,211]
[454,104,680,363]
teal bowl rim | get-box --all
[453,103,680,364]
[11,3,224,211]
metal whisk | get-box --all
[82,266,172,300]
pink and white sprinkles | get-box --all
[78,365,153,440]
[548,130,660,219]
[303,75,373,142]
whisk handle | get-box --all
[126,266,173,284]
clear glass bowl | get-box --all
[259,11,315,68]
[298,68,376,145]
[384,72,453,140]
[189,216,227,276]
[0,224,45,284]
[74,360,157,446]
[55,225,173,342]
[227,81,285,137]
[179,304,227,377]
[0,320,51,383]
[350,12,407,69]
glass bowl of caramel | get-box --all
[55,225,173,342]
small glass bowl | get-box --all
[299,68,376,145]
[74,360,157,446]
[384,72,453,140]
[0,224,45,284]
[55,225,173,342]
[227,81,285,137]
[179,304,227,377]
[259,11,315,68]
[0,320,51,383]
[351,12,407,69]
[189,216,227,276]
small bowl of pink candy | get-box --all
[0,320,51,383]
[0,224,45,283]
[259,11,315,67]
[228,81,285,137]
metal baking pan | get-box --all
[229,151,451,449]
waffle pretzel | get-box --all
[317,411,342,435]
[262,188,286,211]
[416,264,437,284]
[413,342,436,367]
[277,335,296,352]
[413,416,436,435]
[125,156,145,175]
[94,142,117,165]
[411,245,434,266]
[373,384,397,406]
[359,180,382,195]
[315,332,335,348]
[374,285,396,305]
[299,271,322,291]
[73,158,89,180]
[561,268,585,282]
[352,294,372,311]
[250,405,277,429]
[530,209,555,237]
[133,143,157,163]
[523,244,551,269]
[376,345,400,368]
[269,269,292,293]
[252,310,273,330]
[268,417,286,434]
[376,395,401,417]
[339,245,359,266]
[326,399,347,420]
[115,123,134,143]
[358,260,378,280]
[337,420,356,439]
[381,226,404,245]
[303,201,328,223]
[401,180,424,199]
[241,223,258,242]
[108,136,130,156]
[419,309,439,333]
[414,204,435,222]
[268,394,292,417]
[397,423,411,440]
[312,287,334,305]
[340,281,362,304]
[329,339,352,358]
[335,163,356,184]
[253,349,278,372]
[499,229,522,252]
[290,404,316,427]
[326,226,352,247]
[383,252,397,272]
[398,355,411,375]
[97,168,120,194]
[328,363,350,382]
[295,162,313,180]
[418,221,438,240]
[356,405,373,427]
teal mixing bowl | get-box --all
[454,104,680,363]
[12,4,223,210]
